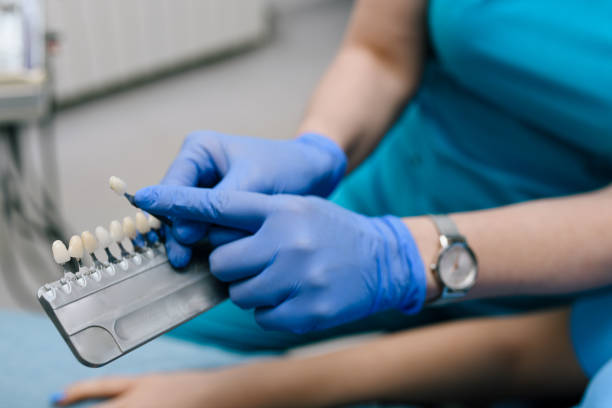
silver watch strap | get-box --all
[427,214,468,307]
[429,215,462,241]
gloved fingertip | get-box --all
[133,186,159,209]
[172,222,207,245]
[168,246,192,269]
[253,307,282,332]
[165,234,192,268]
[49,391,65,405]
[146,230,159,244]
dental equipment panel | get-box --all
[37,214,228,367]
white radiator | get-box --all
[45,0,269,102]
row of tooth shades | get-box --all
[51,211,163,282]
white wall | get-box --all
[45,0,269,102]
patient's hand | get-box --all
[55,369,270,408]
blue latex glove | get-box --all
[160,131,347,267]
[134,186,426,334]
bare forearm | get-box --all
[340,310,585,404]
[405,185,612,300]
[297,0,427,171]
[223,310,584,406]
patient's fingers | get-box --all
[58,377,136,405]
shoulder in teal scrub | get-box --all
[333,0,612,220]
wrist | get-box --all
[370,215,427,314]
[212,361,296,408]
[236,358,341,408]
[295,132,347,196]
[402,216,442,302]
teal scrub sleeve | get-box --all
[429,0,612,153]
[570,290,612,378]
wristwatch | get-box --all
[428,215,478,305]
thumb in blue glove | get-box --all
[134,186,426,334]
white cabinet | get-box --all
[46,0,269,102]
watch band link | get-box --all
[429,214,462,241]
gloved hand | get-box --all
[160,131,347,267]
[134,186,426,334]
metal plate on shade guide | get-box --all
[37,247,228,367]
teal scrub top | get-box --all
[332,0,612,217]
[330,0,612,316]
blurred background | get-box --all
[0,0,353,310]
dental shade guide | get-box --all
[38,219,227,368]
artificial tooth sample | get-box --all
[135,212,156,256]
[94,226,119,274]
[123,216,137,238]
[96,226,120,264]
[148,214,164,244]
[148,214,161,230]
[52,240,74,293]
[136,211,151,242]
[81,230,103,280]
[124,215,152,257]
[68,235,87,286]
[123,216,140,248]
[111,219,141,264]
[109,176,127,196]
[136,211,157,247]
[109,176,172,227]
[68,235,85,269]
[52,240,70,268]
[82,230,98,256]
[135,211,151,235]
[95,226,111,248]
[110,220,128,255]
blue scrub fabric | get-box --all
[571,290,612,407]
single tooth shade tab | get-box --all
[148,215,162,230]
[109,176,127,196]
[109,220,124,242]
[68,235,84,259]
[81,230,99,253]
[123,216,137,239]
[135,212,151,234]
[95,226,112,248]
[52,240,70,264]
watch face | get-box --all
[438,243,477,291]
